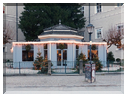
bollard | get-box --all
[48,60,51,75]
[79,59,83,75]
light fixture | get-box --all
[86,23,94,34]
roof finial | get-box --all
[59,19,61,25]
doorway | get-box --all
[57,50,67,67]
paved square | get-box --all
[4,74,124,94]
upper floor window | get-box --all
[95,28,102,39]
[117,3,124,7]
[96,3,101,13]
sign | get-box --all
[85,64,91,81]
[85,64,96,83]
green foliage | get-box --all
[116,58,121,62]
[77,52,88,66]
[19,3,86,41]
[59,43,65,50]
[33,51,53,74]
[107,51,115,62]
[91,45,96,50]
[25,44,31,51]
[33,51,43,69]
[92,55,103,71]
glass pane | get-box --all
[57,44,59,49]
[28,51,34,61]
[22,51,27,61]
[76,45,79,49]
[44,50,48,59]
[97,33,99,38]
[76,50,78,58]
[64,43,67,49]
[44,44,47,49]
[100,7,101,12]
[63,50,67,60]
[88,49,98,61]
[22,51,33,61]
[57,50,61,66]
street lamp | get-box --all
[86,23,94,83]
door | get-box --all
[57,50,67,67]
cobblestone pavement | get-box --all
[4,74,124,94]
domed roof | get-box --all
[40,24,81,36]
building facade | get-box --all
[3,3,124,61]
[82,3,124,59]
[12,24,107,68]
[3,3,25,61]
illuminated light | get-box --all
[12,41,107,47]
[90,41,92,45]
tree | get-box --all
[103,26,124,49]
[77,52,88,66]
[33,49,44,70]
[92,55,103,71]
[107,51,115,62]
[19,3,86,41]
[3,23,15,44]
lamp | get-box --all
[86,23,94,83]
[86,23,94,34]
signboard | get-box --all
[92,64,95,82]
[85,64,96,83]
[85,64,91,80]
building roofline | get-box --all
[38,34,84,39]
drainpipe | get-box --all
[89,3,90,23]
[16,3,18,42]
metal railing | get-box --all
[3,60,124,75]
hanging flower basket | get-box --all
[59,43,65,50]
[25,44,31,51]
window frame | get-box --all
[44,44,48,59]
[96,3,102,13]
[95,28,103,39]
